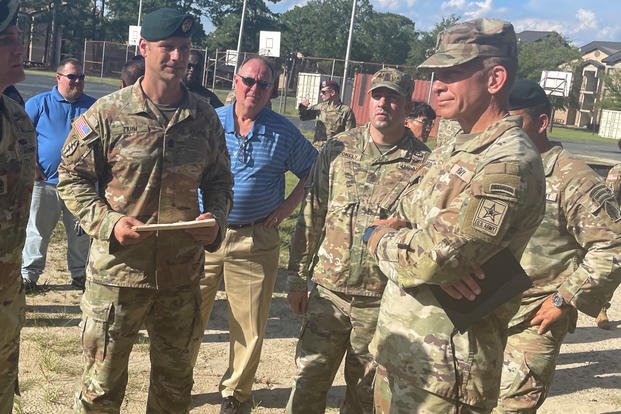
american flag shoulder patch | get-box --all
[72,115,94,140]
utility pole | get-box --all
[233,0,248,77]
[341,0,356,103]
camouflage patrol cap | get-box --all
[141,8,194,41]
[0,0,19,34]
[509,79,550,110]
[419,18,517,69]
[368,67,413,98]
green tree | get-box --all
[406,15,460,78]
[597,69,621,110]
[516,32,581,81]
[354,12,416,64]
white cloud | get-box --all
[375,0,416,9]
[574,8,597,31]
[512,18,565,33]
[441,0,467,9]
[467,0,494,18]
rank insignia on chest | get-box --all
[450,163,474,183]
[0,175,6,195]
[73,115,94,141]
[472,199,508,236]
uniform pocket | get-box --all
[80,300,113,362]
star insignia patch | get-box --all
[472,199,508,236]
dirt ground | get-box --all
[15,234,621,414]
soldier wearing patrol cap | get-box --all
[364,18,546,412]
[286,67,429,413]
[0,0,37,411]
[492,79,621,413]
[57,7,233,413]
[298,78,356,147]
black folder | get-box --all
[428,248,532,333]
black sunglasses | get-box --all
[58,73,85,81]
[238,75,271,90]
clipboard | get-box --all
[132,218,216,232]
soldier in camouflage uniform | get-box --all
[364,19,546,412]
[0,1,37,411]
[597,163,621,330]
[57,9,233,413]
[286,68,429,414]
[298,79,357,147]
[493,80,621,413]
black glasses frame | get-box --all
[58,73,85,81]
[238,75,271,90]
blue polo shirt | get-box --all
[216,103,317,225]
[25,86,96,185]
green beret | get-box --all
[0,0,19,34]
[509,79,550,110]
[141,8,194,41]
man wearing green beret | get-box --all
[365,18,546,412]
[493,79,621,413]
[0,0,37,411]
[57,7,233,413]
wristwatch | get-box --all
[551,291,566,308]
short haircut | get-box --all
[121,56,145,86]
[238,56,275,83]
[408,101,436,120]
[524,101,552,120]
[57,57,82,73]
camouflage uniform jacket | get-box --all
[368,116,546,407]
[298,101,356,142]
[510,145,621,329]
[0,95,36,292]
[288,125,429,296]
[57,82,233,290]
[606,163,621,204]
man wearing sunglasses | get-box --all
[193,56,317,413]
[21,57,95,293]
[0,0,37,410]
[298,79,356,147]
[404,101,436,144]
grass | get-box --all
[549,125,618,144]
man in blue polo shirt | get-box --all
[21,57,95,292]
[192,56,317,413]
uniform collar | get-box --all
[129,77,196,119]
[453,115,522,154]
[541,144,563,176]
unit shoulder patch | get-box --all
[471,199,508,236]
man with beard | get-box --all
[184,49,223,108]
[0,0,37,410]
[21,58,95,292]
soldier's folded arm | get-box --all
[556,176,621,316]
[369,162,530,289]
[298,103,320,121]
[57,117,125,243]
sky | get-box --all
[213,0,621,48]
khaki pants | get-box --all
[286,285,380,414]
[196,224,280,402]
[75,281,203,413]
[0,277,24,414]
[374,365,491,414]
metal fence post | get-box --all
[212,48,218,90]
[101,41,106,78]
[82,39,87,69]
[202,46,208,87]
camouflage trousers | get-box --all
[374,365,491,414]
[0,277,25,414]
[493,314,572,414]
[75,280,203,413]
[286,285,380,414]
